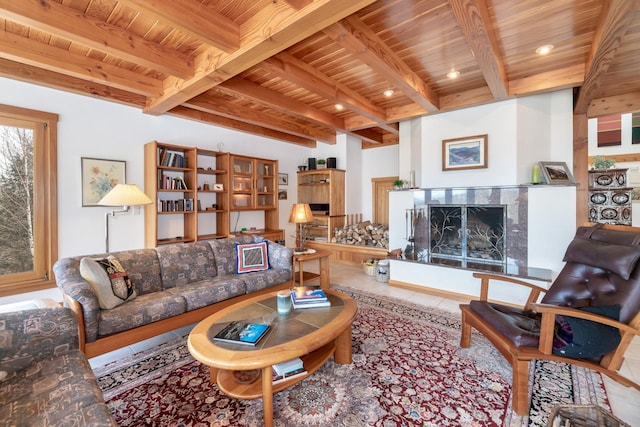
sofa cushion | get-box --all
[79,256,137,309]
[236,241,270,273]
[156,242,217,289]
[241,268,293,293]
[165,276,247,311]
[209,235,261,276]
[97,291,186,338]
[0,350,116,425]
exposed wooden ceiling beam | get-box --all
[0,0,193,80]
[217,78,345,130]
[509,64,584,97]
[216,78,390,145]
[448,0,508,99]
[185,95,336,144]
[351,128,383,145]
[587,92,640,118]
[116,0,240,53]
[284,0,314,9]
[362,133,399,149]
[261,53,399,135]
[0,30,162,97]
[324,16,440,114]
[0,58,147,107]
[171,106,317,147]
[574,0,637,114]
[144,0,377,115]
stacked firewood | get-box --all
[332,221,389,248]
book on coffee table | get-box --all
[272,366,307,384]
[213,321,270,346]
[290,286,328,303]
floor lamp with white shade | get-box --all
[98,184,152,252]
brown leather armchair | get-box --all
[460,223,640,415]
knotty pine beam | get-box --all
[184,95,336,144]
[116,0,239,53]
[0,30,162,97]
[0,58,147,107]
[448,0,508,99]
[144,0,377,115]
[261,53,399,135]
[574,0,637,114]
[574,113,589,227]
[588,92,640,118]
[324,16,440,114]
[217,78,345,130]
[0,0,193,80]
[171,106,317,147]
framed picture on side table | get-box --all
[81,157,126,206]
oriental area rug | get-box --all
[93,286,610,426]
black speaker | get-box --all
[327,157,336,168]
[308,158,316,170]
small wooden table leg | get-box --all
[334,326,352,364]
[319,255,330,289]
[209,367,219,383]
[261,366,274,427]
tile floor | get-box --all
[89,261,640,426]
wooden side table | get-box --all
[293,249,331,289]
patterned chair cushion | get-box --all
[165,276,246,311]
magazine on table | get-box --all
[213,321,270,346]
[273,357,304,376]
[272,366,307,384]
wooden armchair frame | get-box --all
[460,272,640,416]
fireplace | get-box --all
[404,186,528,274]
[429,205,506,268]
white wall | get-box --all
[361,144,400,220]
[389,91,577,304]
[0,77,311,257]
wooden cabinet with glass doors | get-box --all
[229,154,280,234]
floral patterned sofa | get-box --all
[0,306,118,425]
[53,235,293,357]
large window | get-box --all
[0,104,57,296]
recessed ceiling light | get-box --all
[447,70,460,79]
[535,44,554,55]
[335,103,344,111]
[383,89,394,97]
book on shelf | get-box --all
[291,298,331,309]
[213,321,270,346]
[272,366,307,384]
[273,357,303,376]
[290,286,328,303]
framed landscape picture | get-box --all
[442,134,488,171]
[81,157,126,206]
[539,161,574,184]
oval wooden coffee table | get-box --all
[187,289,357,427]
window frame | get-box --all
[0,104,58,296]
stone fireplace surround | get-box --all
[406,186,528,274]
[388,184,577,304]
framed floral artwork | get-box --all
[81,157,126,206]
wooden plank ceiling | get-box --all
[0,0,638,148]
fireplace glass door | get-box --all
[429,205,506,268]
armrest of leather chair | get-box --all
[472,272,549,308]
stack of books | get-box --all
[272,357,306,384]
[290,286,330,309]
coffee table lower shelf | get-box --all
[217,341,336,399]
